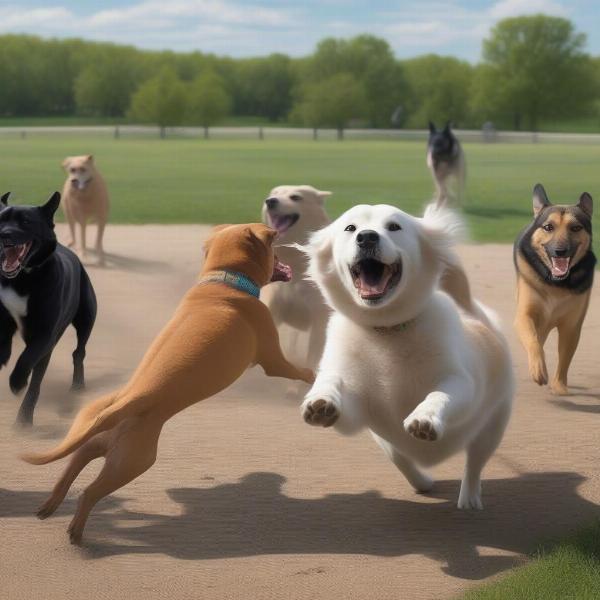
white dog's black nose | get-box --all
[356,230,379,248]
[265,198,279,210]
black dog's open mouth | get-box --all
[550,256,571,279]
[1,241,32,278]
[268,212,299,235]
[271,256,292,282]
[350,258,402,301]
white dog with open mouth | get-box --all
[299,203,513,509]
[261,185,332,372]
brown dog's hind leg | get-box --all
[37,433,108,520]
[67,418,162,545]
[259,344,314,385]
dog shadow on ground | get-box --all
[81,250,170,274]
[551,398,600,414]
[5,470,589,581]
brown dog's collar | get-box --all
[197,270,260,298]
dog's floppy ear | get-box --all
[0,192,10,207]
[40,192,61,222]
[428,121,436,134]
[532,183,551,216]
[250,224,278,247]
[203,224,233,256]
[578,192,593,217]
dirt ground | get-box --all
[2,224,599,600]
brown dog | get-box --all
[514,184,595,395]
[22,223,314,544]
[61,155,110,265]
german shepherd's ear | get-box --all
[428,121,436,134]
[0,192,10,207]
[578,192,593,217]
[532,184,551,217]
[40,192,61,222]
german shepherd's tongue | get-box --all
[551,257,570,277]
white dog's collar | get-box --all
[372,319,415,334]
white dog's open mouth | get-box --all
[1,241,32,278]
[350,258,402,302]
[268,213,299,235]
[550,256,571,279]
[271,256,293,282]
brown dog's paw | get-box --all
[550,379,569,396]
[529,355,548,386]
[302,398,339,427]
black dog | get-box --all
[0,192,97,425]
[427,121,466,207]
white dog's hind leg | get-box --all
[458,399,511,510]
[371,432,434,493]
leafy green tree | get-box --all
[302,35,408,127]
[129,67,187,137]
[293,73,368,138]
[402,54,473,128]
[75,50,144,117]
[186,70,232,136]
[472,15,595,130]
[235,54,295,121]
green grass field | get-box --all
[1,135,599,249]
[462,521,600,600]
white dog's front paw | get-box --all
[302,398,340,427]
[457,480,483,510]
[403,410,443,442]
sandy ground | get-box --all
[2,224,600,600]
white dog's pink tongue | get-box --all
[551,257,570,277]
[359,269,392,298]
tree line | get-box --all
[0,14,597,132]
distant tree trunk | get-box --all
[160,126,166,139]
[203,125,209,139]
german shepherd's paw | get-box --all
[550,379,569,396]
[528,355,548,386]
[302,398,339,427]
[404,410,443,442]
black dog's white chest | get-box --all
[0,285,28,331]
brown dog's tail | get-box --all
[20,391,138,465]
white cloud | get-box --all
[490,0,568,19]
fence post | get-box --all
[337,127,344,141]
[20,130,26,140]
[313,127,318,141]
[204,126,209,139]
[114,125,120,140]
[160,126,166,139]
[258,126,264,140]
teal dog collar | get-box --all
[198,270,261,298]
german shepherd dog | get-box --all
[0,192,97,425]
[514,184,595,395]
[427,121,466,207]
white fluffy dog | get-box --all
[261,185,332,371]
[299,203,513,509]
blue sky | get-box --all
[2,0,599,60]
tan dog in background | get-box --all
[61,155,110,265]
[22,223,314,544]
[261,185,331,375]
